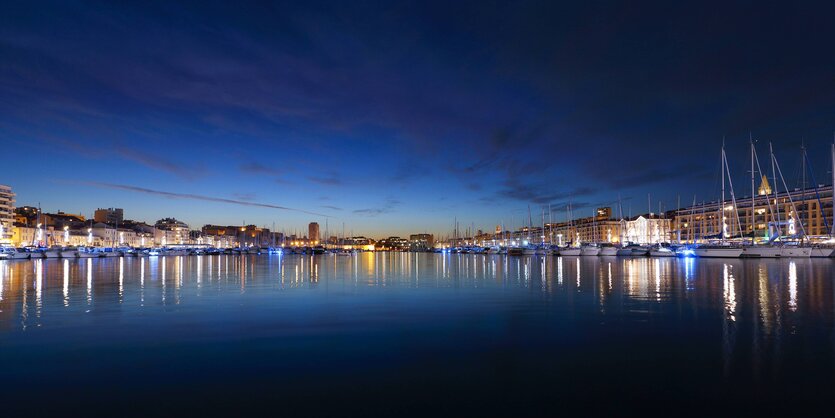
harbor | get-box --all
[2,252,834,414]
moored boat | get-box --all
[779,242,811,258]
[60,247,79,258]
[598,243,618,256]
[580,244,600,256]
[648,244,676,257]
[741,245,782,258]
[692,245,743,258]
[559,247,581,256]
[810,246,835,258]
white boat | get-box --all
[77,247,99,258]
[810,246,835,258]
[60,247,79,258]
[0,246,13,259]
[741,245,782,258]
[598,244,618,256]
[560,247,581,256]
[780,243,811,258]
[101,247,121,257]
[692,245,743,258]
[11,248,32,260]
[617,244,648,257]
[580,244,600,256]
[649,244,676,257]
[42,247,62,258]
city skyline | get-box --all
[4,2,835,237]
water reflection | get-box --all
[0,254,834,395]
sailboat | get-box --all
[559,202,582,256]
[693,142,743,258]
[742,137,782,257]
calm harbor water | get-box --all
[1,253,834,415]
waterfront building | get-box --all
[672,181,834,243]
[376,237,409,251]
[94,208,124,225]
[409,233,434,251]
[308,222,320,244]
[0,184,14,244]
[464,207,671,247]
[155,218,189,245]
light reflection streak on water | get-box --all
[608,262,612,291]
[758,264,771,335]
[176,256,182,303]
[86,258,92,306]
[576,258,580,289]
[789,261,797,312]
[724,263,736,322]
[162,258,166,305]
[557,257,563,285]
[119,257,124,303]
[197,255,203,288]
[140,258,145,306]
[654,258,661,302]
[63,259,69,307]
[684,257,694,292]
[35,259,43,316]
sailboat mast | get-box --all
[750,135,756,245]
[832,137,835,236]
[721,141,726,241]
[770,142,781,233]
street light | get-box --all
[64,226,69,243]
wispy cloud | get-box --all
[86,182,328,217]
[321,205,343,211]
[113,146,205,180]
[353,198,401,216]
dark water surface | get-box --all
[1,253,834,415]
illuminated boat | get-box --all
[580,244,600,256]
[559,246,581,256]
[617,244,648,256]
[779,242,811,258]
[77,247,99,258]
[740,245,782,258]
[598,243,618,256]
[59,247,79,258]
[691,245,742,258]
[810,246,835,257]
[648,244,676,257]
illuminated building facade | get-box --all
[308,222,320,244]
[0,184,14,243]
[409,233,434,250]
[672,182,834,243]
[94,208,124,225]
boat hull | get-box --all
[781,247,811,258]
[649,250,676,257]
[599,247,618,256]
[741,246,782,258]
[810,247,835,258]
[692,248,743,258]
[560,248,581,256]
[580,247,600,256]
[60,250,78,258]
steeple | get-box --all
[758,175,772,195]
